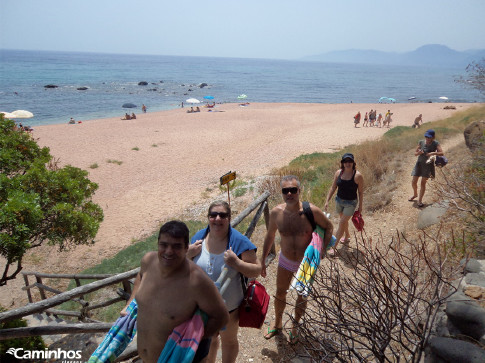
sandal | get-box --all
[408,196,417,201]
[327,248,337,258]
[288,331,299,345]
[417,202,424,208]
[340,238,351,244]
[264,327,281,340]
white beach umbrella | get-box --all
[439,96,449,100]
[237,94,247,100]
[186,98,201,104]
[0,111,17,118]
[11,110,34,118]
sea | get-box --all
[0,49,483,127]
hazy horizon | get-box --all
[1,0,485,60]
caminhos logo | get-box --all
[6,347,82,360]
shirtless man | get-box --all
[121,220,228,363]
[261,175,333,343]
[413,114,423,128]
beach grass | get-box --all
[279,105,485,211]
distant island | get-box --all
[302,44,485,68]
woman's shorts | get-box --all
[335,196,358,217]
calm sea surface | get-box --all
[0,49,482,126]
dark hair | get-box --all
[208,200,231,219]
[280,175,301,187]
[340,153,356,171]
[158,220,189,247]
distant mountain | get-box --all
[302,44,485,68]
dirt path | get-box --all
[235,133,465,362]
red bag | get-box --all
[352,210,364,232]
[239,280,270,329]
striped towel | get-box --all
[88,299,138,363]
[157,308,208,363]
[290,226,336,297]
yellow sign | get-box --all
[220,171,236,185]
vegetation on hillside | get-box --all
[0,115,104,286]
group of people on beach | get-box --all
[121,112,137,120]
[106,127,444,363]
[353,109,393,128]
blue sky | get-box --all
[1,0,485,59]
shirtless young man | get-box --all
[260,175,333,344]
[121,220,228,363]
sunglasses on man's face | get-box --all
[208,212,230,219]
[282,187,299,195]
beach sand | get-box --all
[0,102,480,307]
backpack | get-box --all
[238,280,270,329]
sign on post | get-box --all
[220,171,236,207]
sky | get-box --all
[1,0,485,60]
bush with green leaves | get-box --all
[0,115,104,286]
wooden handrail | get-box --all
[0,323,112,340]
[0,268,139,324]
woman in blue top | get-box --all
[187,200,261,363]
[324,153,364,257]
[409,129,443,208]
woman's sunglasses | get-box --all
[282,187,298,195]
[208,212,230,219]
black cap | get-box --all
[341,153,355,162]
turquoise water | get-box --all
[0,49,482,126]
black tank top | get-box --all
[336,170,358,200]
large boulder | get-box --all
[426,336,485,362]
[138,81,148,86]
[44,84,58,88]
[446,300,485,343]
[464,120,485,150]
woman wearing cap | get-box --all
[187,200,261,363]
[409,129,444,207]
[324,153,364,257]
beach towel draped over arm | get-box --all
[88,299,138,363]
[158,309,208,363]
[290,226,336,297]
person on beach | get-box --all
[369,109,376,127]
[188,201,261,363]
[324,153,364,257]
[69,117,75,124]
[261,175,333,344]
[122,113,131,120]
[363,112,369,127]
[376,113,383,127]
[142,104,147,113]
[409,129,444,208]
[383,110,393,127]
[131,112,136,119]
[413,114,423,128]
[121,220,228,363]
[354,111,361,127]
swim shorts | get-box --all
[278,252,300,273]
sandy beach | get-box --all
[26,103,478,270]
[1,102,481,309]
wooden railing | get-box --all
[0,190,272,341]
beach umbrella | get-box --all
[388,98,396,103]
[186,98,201,104]
[378,97,389,103]
[11,110,34,118]
[0,111,17,118]
[203,95,214,100]
[439,96,449,100]
[237,94,247,100]
[122,103,137,108]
